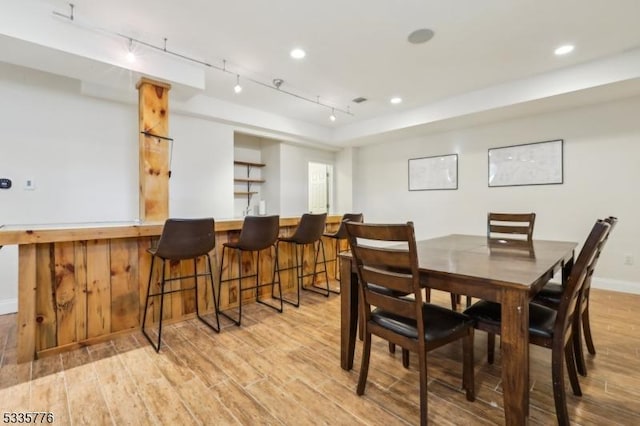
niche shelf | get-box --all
[234,161,265,211]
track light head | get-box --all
[234,74,242,94]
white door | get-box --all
[308,162,332,213]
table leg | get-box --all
[340,256,358,370]
[562,252,574,286]
[500,289,530,425]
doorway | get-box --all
[308,162,333,214]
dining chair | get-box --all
[452,212,537,310]
[217,215,283,326]
[464,219,610,426]
[345,221,475,426]
[322,212,364,288]
[142,218,220,352]
[533,216,617,376]
[273,213,330,307]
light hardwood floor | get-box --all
[0,287,639,425]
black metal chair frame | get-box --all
[217,216,283,326]
[142,218,220,353]
[273,213,330,308]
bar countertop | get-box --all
[0,215,342,246]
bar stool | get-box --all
[142,218,220,352]
[322,213,363,291]
[217,215,282,326]
[273,213,330,307]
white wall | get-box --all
[169,115,235,219]
[336,147,355,213]
[260,139,281,216]
[354,96,640,292]
[279,143,336,216]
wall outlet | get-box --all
[624,254,634,266]
[24,178,36,190]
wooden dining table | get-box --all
[339,234,577,426]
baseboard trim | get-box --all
[591,277,640,295]
[0,298,17,315]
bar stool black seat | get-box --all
[217,215,283,326]
[274,213,330,307]
[322,213,363,290]
[142,218,220,352]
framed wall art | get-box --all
[488,139,563,187]
[408,154,458,191]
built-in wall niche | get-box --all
[233,132,268,217]
[234,160,265,216]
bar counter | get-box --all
[0,215,342,362]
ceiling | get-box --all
[2,0,640,146]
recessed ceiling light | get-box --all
[554,44,574,56]
[390,97,403,105]
[408,28,435,44]
[290,48,306,59]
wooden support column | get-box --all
[136,77,172,222]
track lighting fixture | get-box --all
[51,3,353,120]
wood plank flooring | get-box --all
[0,287,639,425]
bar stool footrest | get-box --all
[302,283,330,297]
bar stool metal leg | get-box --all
[217,245,241,326]
[142,258,167,353]
[219,243,284,325]
[301,239,330,297]
[195,254,221,333]
[272,240,301,307]
[256,247,284,313]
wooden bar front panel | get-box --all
[16,219,340,360]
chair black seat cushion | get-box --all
[533,282,563,307]
[371,303,474,343]
[464,300,557,339]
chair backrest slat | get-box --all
[361,267,414,294]
[366,290,419,319]
[487,212,536,243]
[354,246,412,270]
